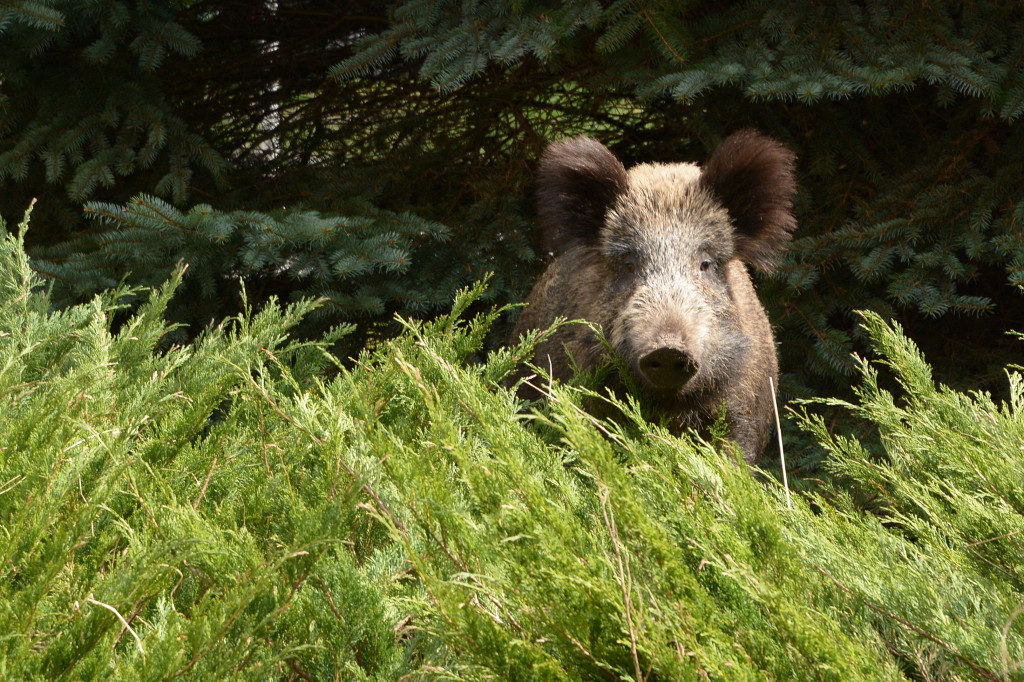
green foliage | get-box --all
[2,211,1022,679]
[1,0,1022,408]
[793,311,1024,680]
[334,0,1024,401]
[0,1,64,34]
[34,193,451,328]
[0,0,222,221]
[0,208,400,678]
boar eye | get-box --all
[699,258,714,273]
[620,255,638,276]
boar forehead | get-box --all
[603,162,734,261]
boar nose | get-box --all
[637,346,697,390]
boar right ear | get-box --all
[537,136,628,255]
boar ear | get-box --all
[537,136,628,255]
[700,130,797,271]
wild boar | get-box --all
[512,131,797,461]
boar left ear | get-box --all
[537,136,628,256]
[700,130,797,271]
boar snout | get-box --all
[637,345,697,390]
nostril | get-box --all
[638,346,697,390]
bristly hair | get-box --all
[699,130,798,271]
[537,136,628,256]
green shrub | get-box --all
[1,207,1021,679]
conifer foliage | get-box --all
[0,1,222,216]
[42,194,451,326]
[333,0,1024,396]
[4,3,1024,677]
[2,0,1024,396]
[1,208,1021,679]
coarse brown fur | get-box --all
[513,131,797,462]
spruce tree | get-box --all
[3,3,1024,676]
[2,0,1023,405]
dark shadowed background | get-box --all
[3,1,1023,449]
